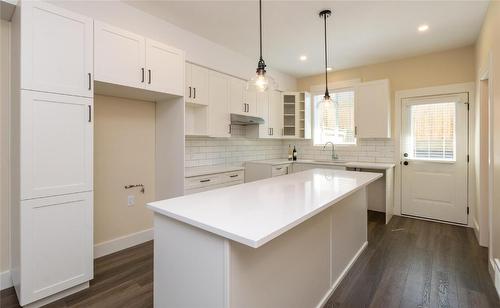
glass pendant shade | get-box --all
[319,93,333,106]
[247,0,277,92]
[246,69,277,92]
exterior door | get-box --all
[401,93,468,224]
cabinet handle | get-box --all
[276,167,282,170]
[354,126,358,136]
[229,124,232,134]
[148,69,151,84]
[200,179,210,183]
[229,174,239,178]
[88,73,92,90]
[271,128,274,136]
[189,86,192,98]
[246,103,249,112]
[88,105,92,122]
[193,87,196,99]
[141,68,145,83]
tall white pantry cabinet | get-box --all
[10,1,94,306]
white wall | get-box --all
[49,0,297,91]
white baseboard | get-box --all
[94,228,153,259]
[493,258,500,298]
[472,217,480,242]
[314,241,368,308]
[0,270,13,290]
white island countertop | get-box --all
[148,169,382,248]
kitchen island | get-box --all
[147,169,382,308]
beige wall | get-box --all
[1,20,11,273]
[94,95,155,245]
[298,45,475,137]
[474,1,500,262]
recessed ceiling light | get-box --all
[418,24,429,32]
[299,55,307,61]
[327,67,332,71]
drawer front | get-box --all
[185,179,244,195]
[184,174,222,190]
[220,170,244,184]
[272,164,291,177]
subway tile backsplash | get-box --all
[185,136,283,168]
[283,139,395,163]
[185,135,395,168]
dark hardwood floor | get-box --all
[1,212,499,308]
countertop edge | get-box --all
[149,171,383,248]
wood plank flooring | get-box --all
[1,212,498,308]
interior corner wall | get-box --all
[474,0,500,263]
[1,20,11,274]
[93,95,156,247]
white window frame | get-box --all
[310,79,360,147]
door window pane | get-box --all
[410,102,456,160]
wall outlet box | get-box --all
[127,195,135,206]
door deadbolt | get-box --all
[403,153,408,157]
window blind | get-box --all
[410,102,456,160]
[313,90,355,145]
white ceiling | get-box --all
[126,1,489,78]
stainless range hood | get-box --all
[230,113,264,125]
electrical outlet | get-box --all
[127,195,135,206]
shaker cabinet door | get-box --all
[20,91,93,199]
[94,21,146,89]
[21,1,93,97]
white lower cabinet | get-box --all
[184,170,244,195]
[244,162,292,182]
[18,192,93,306]
[292,163,345,173]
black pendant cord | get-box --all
[259,0,263,61]
[323,12,329,98]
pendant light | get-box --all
[319,10,332,105]
[247,0,277,92]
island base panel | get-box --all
[153,187,368,308]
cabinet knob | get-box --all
[403,161,409,166]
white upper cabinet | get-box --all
[208,71,231,138]
[257,91,270,138]
[145,39,184,96]
[185,63,209,105]
[268,90,283,138]
[230,78,246,115]
[94,21,145,89]
[94,22,184,96]
[245,90,257,117]
[20,1,93,97]
[20,91,93,200]
[355,79,391,139]
[230,78,257,117]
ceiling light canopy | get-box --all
[319,9,333,106]
[418,24,429,32]
[247,0,277,92]
[300,55,308,61]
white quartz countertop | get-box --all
[247,159,395,170]
[148,169,382,248]
[185,165,245,178]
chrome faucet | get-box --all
[323,142,339,160]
